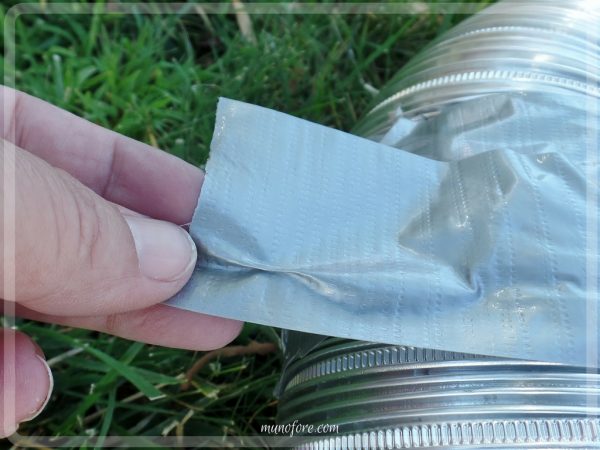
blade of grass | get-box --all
[83,345,164,400]
[93,387,116,450]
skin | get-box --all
[0,86,242,437]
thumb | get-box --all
[2,141,197,316]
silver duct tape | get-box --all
[168,92,599,367]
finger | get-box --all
[0,329,53,437]
[0,86,202,225]
[12,304,243,351]
[4,143,197,316]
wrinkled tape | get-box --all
[168,94,599,367]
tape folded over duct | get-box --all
[168,89,599,367]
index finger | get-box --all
[1,86,202,224]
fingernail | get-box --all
[21,356,54,422]
[124,216,197,281]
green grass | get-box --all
[1,1,492,447]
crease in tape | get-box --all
[168,94,599,367]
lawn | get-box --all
[2,1,492,447]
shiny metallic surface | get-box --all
[353,0,600,142]
[170,0,600,365]
[277,1,600,448]
[278,336,600,449]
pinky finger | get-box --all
[0,329,53,437]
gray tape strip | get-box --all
[168,94,598,367]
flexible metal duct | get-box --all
[278,1,600,448]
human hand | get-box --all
[0,86,242,436]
